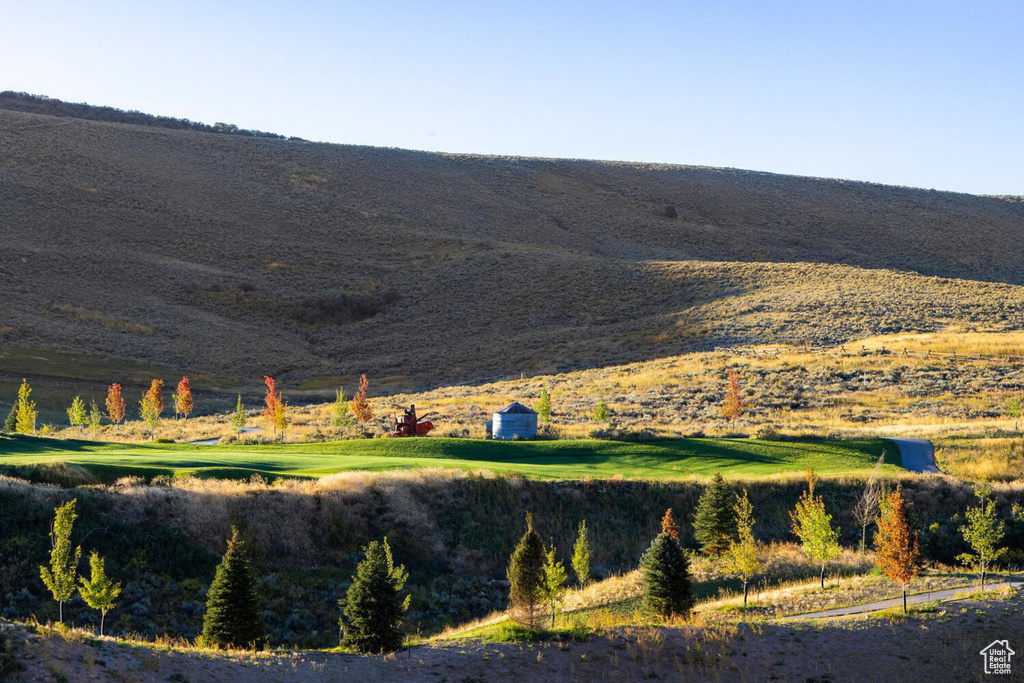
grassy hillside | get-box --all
[2,97,1023,398]
[0,435,896,483]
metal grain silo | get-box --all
[491,402,538,440]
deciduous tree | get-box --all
[350,374,373,425]
[262,376,281,439]
[693,472,736,556]
[15,378,37,435]
[535,384,552,424]
[640,508,694,619]
[725,488,763,607]
[202,527,265,649]
[507,513,545,629]
[139,379,164,440]
[957,484,1006,591]
[1007,397,1022,432]
[340,538,409,654]
[790,470,842,589]
[721,369,745,431]
[593,398,610,423]
[332,388,353,436]
[39,499,81,624]
[79,552,121,636]
[66,396,87,428]
[571,520,591,587]
[853,452,886,552]
[541,544,567,628]
[105,383,125,430]
[88,400,103,430]
[174,376,193,425]
[874,489,919,613]
[231,395,247,436]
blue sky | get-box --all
[3,1,1022,194]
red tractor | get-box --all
[390,404,434,437]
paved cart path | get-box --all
[889,437,942,474]
[783,581,1022,620]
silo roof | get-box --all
[495,401,537,414]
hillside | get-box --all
[2,95,1023,397]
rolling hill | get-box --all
[2,92,1023,400]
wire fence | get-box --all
[717,344,1024,365]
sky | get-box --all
[3,1,1022,195]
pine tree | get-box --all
[339,538,410,654]
[39,499,81,624]
[174,376,194,425]
[724,488,763,607]
[693,472,736,556]
[874,489,919,613]
[201,527,265,649]
[79,552,122,636]
[571,520,591,587]
[640,509,694,619]
[541,544,567,628]
[535,385,552,424]
[15,378,37,435]
[231,395,248,437]
[105,383,125,430]
[331,388,352,436]
[592,398,610,423]
[790,470,842,589]
[350,374,373,425]
[66,396,87,428]
[507,513,546,629]
[957,484,1006,591]
[3,404,16,433]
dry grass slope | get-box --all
[1,99,1023,398]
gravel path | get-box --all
[888,437,942,474]
[783,581,1022,620]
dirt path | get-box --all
[187,427,261,446]
[783,581,1022,620]
[888,437,942,474]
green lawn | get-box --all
[0,435,902,484]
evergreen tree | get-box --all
[202,527,265,649]
[39,499,81,624]
[541,544,567,628]
[724,488,763,607]
[15,378,37,435]
[66,396,87,427]
[507,512,546,628]
[231,395,248,436]
[3,404,16,433]
[339,538,410,654]
[640,508,694,619]
[571,520,591,586]
[957,484,1006,591]
[79,552,122,636]
[535,385,552,423]
[693,472,736,556]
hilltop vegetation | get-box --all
[1,96,1023,399]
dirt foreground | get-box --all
[3,591,1022,683]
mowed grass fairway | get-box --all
[0,436,900,483]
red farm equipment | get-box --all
[390,404,434,437]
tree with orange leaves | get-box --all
[263,376,282,440]
[105,383,126,431]
[874,489,919,613]
[139,379,164,440]
[660,508,680,543]
[174,376,194,425]
[722,369,745,432]
[350,374,373,425]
